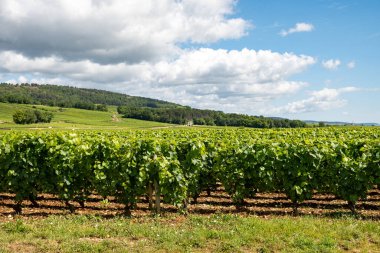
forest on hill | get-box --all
[0,83,180,110]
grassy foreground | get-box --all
[0,214,379,253]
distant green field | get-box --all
[0,102,173,129]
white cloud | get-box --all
[280,22,314,37]
[0,0,249,64]
[347,61,356,69]
[269,87,359,114]
[17,75,28,83]
[322,59,341,70]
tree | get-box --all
[96,104,108,111]
[13,110,37,124]
[13,109,53,124]
[34,110,53,123]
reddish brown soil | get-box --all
[1,188,379,221]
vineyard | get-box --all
[0,127,379,216]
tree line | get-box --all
[118,106,306,128]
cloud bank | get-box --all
[0,0,248,64]
[0,0,339,116]
[269,87,359,114]
[0,48,315,113]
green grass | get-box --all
[0,214,379,252]
[0,102,173,129]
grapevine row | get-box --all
[0,128,379,215]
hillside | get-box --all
[0,102,172,129]
[0,83,181,110]
[0,83,306,128]
[304,120,379,127]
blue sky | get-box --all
[220,0,380,123]
[0,0,379,123]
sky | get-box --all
[0,0,379,123]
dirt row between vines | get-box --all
[1,187,379,221]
